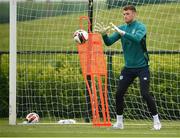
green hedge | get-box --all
[0,2,88,23]
[107,0,178,9]
[0,71,9,117]
[15,55,87,119]
[0,2,9,23]
[0,54,179,119]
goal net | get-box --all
[10,0,180,124]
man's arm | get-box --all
[124,25,146,43]
[94,22,121,46]
[111,22,146,43]
[102,32,121,46]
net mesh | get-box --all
[16,0,180,123]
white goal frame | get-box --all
[9,0,17,125]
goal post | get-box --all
[9,0,17,125]
[9,0,180,125]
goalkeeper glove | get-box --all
[110,22,125,36]
[94,22,111,35]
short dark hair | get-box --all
[123,5,136,12]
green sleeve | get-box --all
[123,25,146,43]
[102,32,121,46]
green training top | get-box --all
[102,20,149,68]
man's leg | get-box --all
[139,67,161,130]
[113,68,135,129]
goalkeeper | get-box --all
[95,5,161,130]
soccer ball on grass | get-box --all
[25,112,40,123]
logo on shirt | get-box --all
[132,29,136,34]
[143,77,148,80]
[120,75,123,80]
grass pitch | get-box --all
[0,119,180,137]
